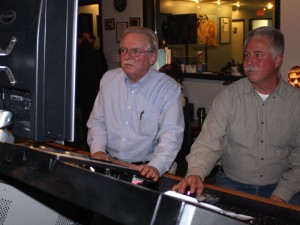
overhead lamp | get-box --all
[236,1,240,7]
[217,0,221,5]
[267,3,273,9]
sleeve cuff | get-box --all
[272,183,297,202]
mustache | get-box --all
[123,60,134,65]
[244,66,261,72]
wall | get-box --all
[232,7,273,39]
[280,0,300,80]
[160,1,232,72]
[101,0,300,119]
[184,0,300,119]
[102,0,143,69]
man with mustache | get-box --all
[87,26,184,181]
[173,26,300,205]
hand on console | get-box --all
[91,151,112,162]
[129,164,159,182]
[270,194,286,203]
[171,175,205,197]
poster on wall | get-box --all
[116,22,128,42]
[220,17,230,44]
[197,14,218,46]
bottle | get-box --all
[197,107,206,129]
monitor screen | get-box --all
[0,0,78,142]
[165,14,198,44]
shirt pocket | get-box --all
[138,107,159,136]
[269,119,295,150]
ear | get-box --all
[150,52,158,65]
[274,54,283,69]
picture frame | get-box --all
[116,22,128,42]
[220,17,231,44]
[104,18,115,30]
[198,14,218,47]
[129,17,141,27]
[249,18,272,30]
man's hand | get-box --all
[129,164,160,182]
[270,194,286,203]
[91,151,111,162]
[172,175,205,197]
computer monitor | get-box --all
[165,14,198,44]
[0,0,78,142]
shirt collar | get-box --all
[243,74,287,99]
[123,67,153,88]
[274,76,289,99]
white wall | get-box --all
[183,78,225,114]
[280,0,300,80]
[102,0,143,69]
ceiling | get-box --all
[163,0,275,11]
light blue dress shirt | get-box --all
[87,67,184,175]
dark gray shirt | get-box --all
[187,77,300,201]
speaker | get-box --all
[0,182,76,225]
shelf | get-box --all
[184,72,245,85]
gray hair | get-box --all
[120,26,158,53]
[244,26,284,59]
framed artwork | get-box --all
[249,18,272,30]
[129,17,141,27]
[197,14,218,47]
[116,22,128,42]
[220,17,231,44]
[104,18,115,30]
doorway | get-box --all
[232,20,244,65]
[78,4,100,49]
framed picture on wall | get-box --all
[220,17,231,44]
[104,18,115,30]
[249,18,273,30]
[129,17,141,27]
[116,22,128,42]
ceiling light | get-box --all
[267,3,273,9]
[236,1,240,7]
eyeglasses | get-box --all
[289,78,300,82]
[118,48,153,57]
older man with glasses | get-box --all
[87,26,184,180]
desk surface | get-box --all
[1,142,299,225]
[164,173,300,212]
[46,141,300,213]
